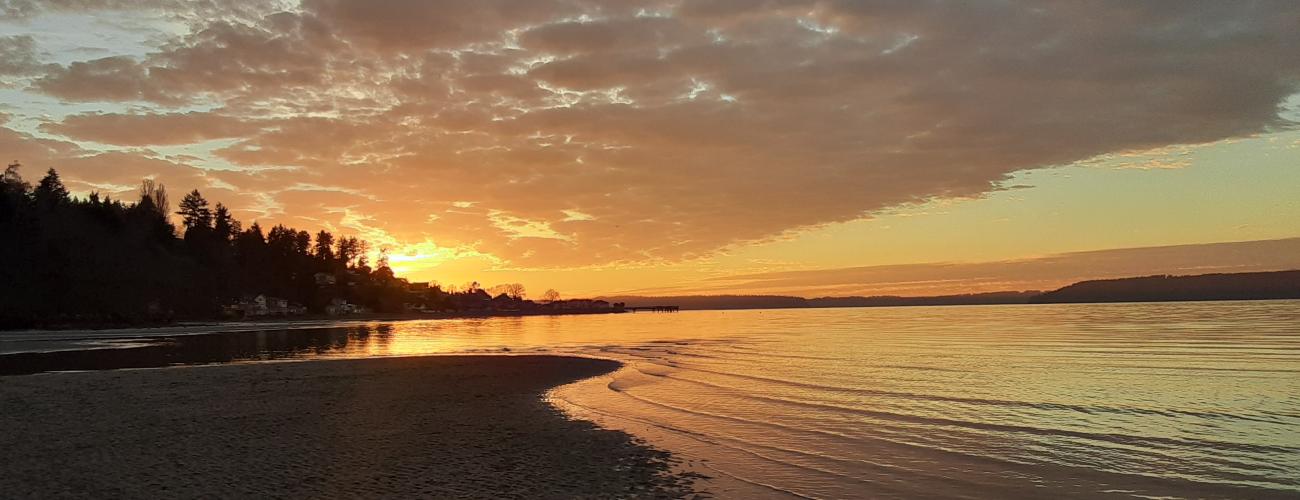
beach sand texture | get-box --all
[0,355,695,499]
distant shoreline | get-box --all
[11,295,1300,334]
[9,268,1298,331]
[0,355,697,498]
[604,269,1300,311]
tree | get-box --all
[491,283,526,299]
[212,203,240,241]
[177,189,213,230]
[336,236,362,266]
[372,248,394,281]
[541,289,561,303]
[1,162,28,192]
[294,230,311,255]
[267,225,298,254]
[0,163,30,220]
[138,179,169,218]
[244,222,265,243]
[313,230,334,260]
[33,168,70,207]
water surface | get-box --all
[2,301,1298,498]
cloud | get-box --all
[518,16,704,55]
[10,1,1300,268]
[0,35,50,76]
[1,0,288,22]
[33,55,171,103]
[303,0,573,52]
[33,15,338,104]
[39,111,261,146]
[0,120,81,160]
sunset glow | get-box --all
[3,1,1298,296]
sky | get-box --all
[1,1,1298,298]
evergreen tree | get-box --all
[212,203,239,242]
[33,168,70,207]
[294,230,311,255]
[314,230,334,261]
[177,189,213,230]
[336,236,361,266]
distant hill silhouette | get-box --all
[603,270,1300,311]
[598,291,1041,311]
[1030,270,1300,304]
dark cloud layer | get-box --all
[6,1,1300,266]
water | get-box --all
[2,301,1298,498]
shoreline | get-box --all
[0,355,698,498]
[15,294,1297,334]
[4,308,629,333]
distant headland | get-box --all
[602,270,1300,311]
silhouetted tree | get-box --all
[177,189,213,231]
[139,179,169,220]
[212,203,239,242]
[336,236,361,266]
[2,161,29,191]
[294,230,311,255]
[313,230,334,261]
[490,283,527,299]
[33,168,69,208]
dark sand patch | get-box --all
[0,355,697,498]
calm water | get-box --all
[3,301,1299,498]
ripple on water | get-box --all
[3,301,1299,498]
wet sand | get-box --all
[0,355,696,498]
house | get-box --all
[490,293,521,311]
[403,302,433,313]
[452,289,492,311]
[326,298,366,315]
[224,294,303,318]
[555,299,611,310]
[266,296,290,314]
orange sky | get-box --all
[1,1,1298,298]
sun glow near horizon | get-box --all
[2,1,1298,297]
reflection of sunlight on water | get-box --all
[251,301,1300,499]
[4,301,1300,498]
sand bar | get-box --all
[0,355,696,498]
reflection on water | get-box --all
[3,301,1299,498]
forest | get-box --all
[0,163,555,329]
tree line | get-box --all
[0,163,442,328]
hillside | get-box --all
[1030,270,1300,304]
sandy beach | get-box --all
[0,355,696,498]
